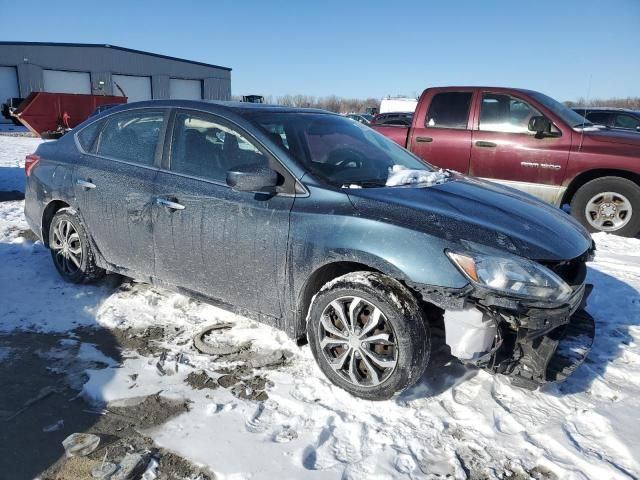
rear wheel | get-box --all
[570,176,640,237]
[307,272,430,400]
[49,209,105,283]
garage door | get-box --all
[43,70,91,94]
[112,75,152,103]
[169,79,202,100]
[0,66,20,123]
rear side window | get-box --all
[96,111,165,165]
[76,120,105,153]
[426,92,472,129]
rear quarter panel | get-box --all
[24,139,77,240]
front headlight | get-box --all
[447,250,572,302]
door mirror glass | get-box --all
[226,164,279,192]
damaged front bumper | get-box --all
[410,280,596,389]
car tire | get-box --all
[570,177,640,237]
[307,271,430,400]
[48,208,105,283]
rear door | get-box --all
[74,108,166,278]
[469,91,570,203]
[407,89,474,173]
[152,109,294,318]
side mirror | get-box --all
[528,115,552,136]
[636,125,640,132]
[226,164,279,192]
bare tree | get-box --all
[234,93,381,113]
[565,97,640,109]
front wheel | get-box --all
[570,176,640,237]
[307,272,430,400]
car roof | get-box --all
[105,99,332,116]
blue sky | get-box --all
[3,0,639,101]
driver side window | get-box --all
[479,94,542,134]
[170,112,266,182]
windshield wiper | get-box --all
[341,180,386,189]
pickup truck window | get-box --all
[426,92,472,129]
[479,94,541,134]
[524,89,591,128]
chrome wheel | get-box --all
[318,296,398,388]
[585,191,633,232]
[50,219,83,275]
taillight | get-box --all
[25,154,40,177]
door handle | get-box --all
[76,179,96,189]
[475,141,497,148]
[415,136,433,143]
[156,197,185,210]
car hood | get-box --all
[346,175,592,261]
[584,129,640,147]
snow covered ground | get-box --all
[1,135,640,479]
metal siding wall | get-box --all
[204,77,231,101]
[91,72,113,95]
[16,63,43,96]
[152,75,170,99]
[0,44,231,99]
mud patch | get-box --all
[107,393,190,429]
[110,326,166,357]
[40,393,211,480]
[185,370,219,390]
[215,365,273,401]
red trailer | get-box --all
[10,92,126,138]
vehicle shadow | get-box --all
[399,266,639,400]
[554,266,640,395]
[0,239,123,480]
[0,166,26,196]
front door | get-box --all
[152,110,294,318]
[407,89,475,173]
[469,92,570,203]
[74,108,166,277]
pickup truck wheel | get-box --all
[307,272,430,400]
[571,177,640,237]
[49,209,105,283]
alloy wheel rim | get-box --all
[585,191,633,232]
[318,296,398,388]
[51,219,83,275]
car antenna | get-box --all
[578,74,593,152]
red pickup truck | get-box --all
[372,87,640,237]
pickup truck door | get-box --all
[407,89,475,174]
[469,91,570,204]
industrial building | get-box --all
[0,41,232,123]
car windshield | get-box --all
[360,114,373,121]
[525,90,594,128]
[243,112,435,187]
